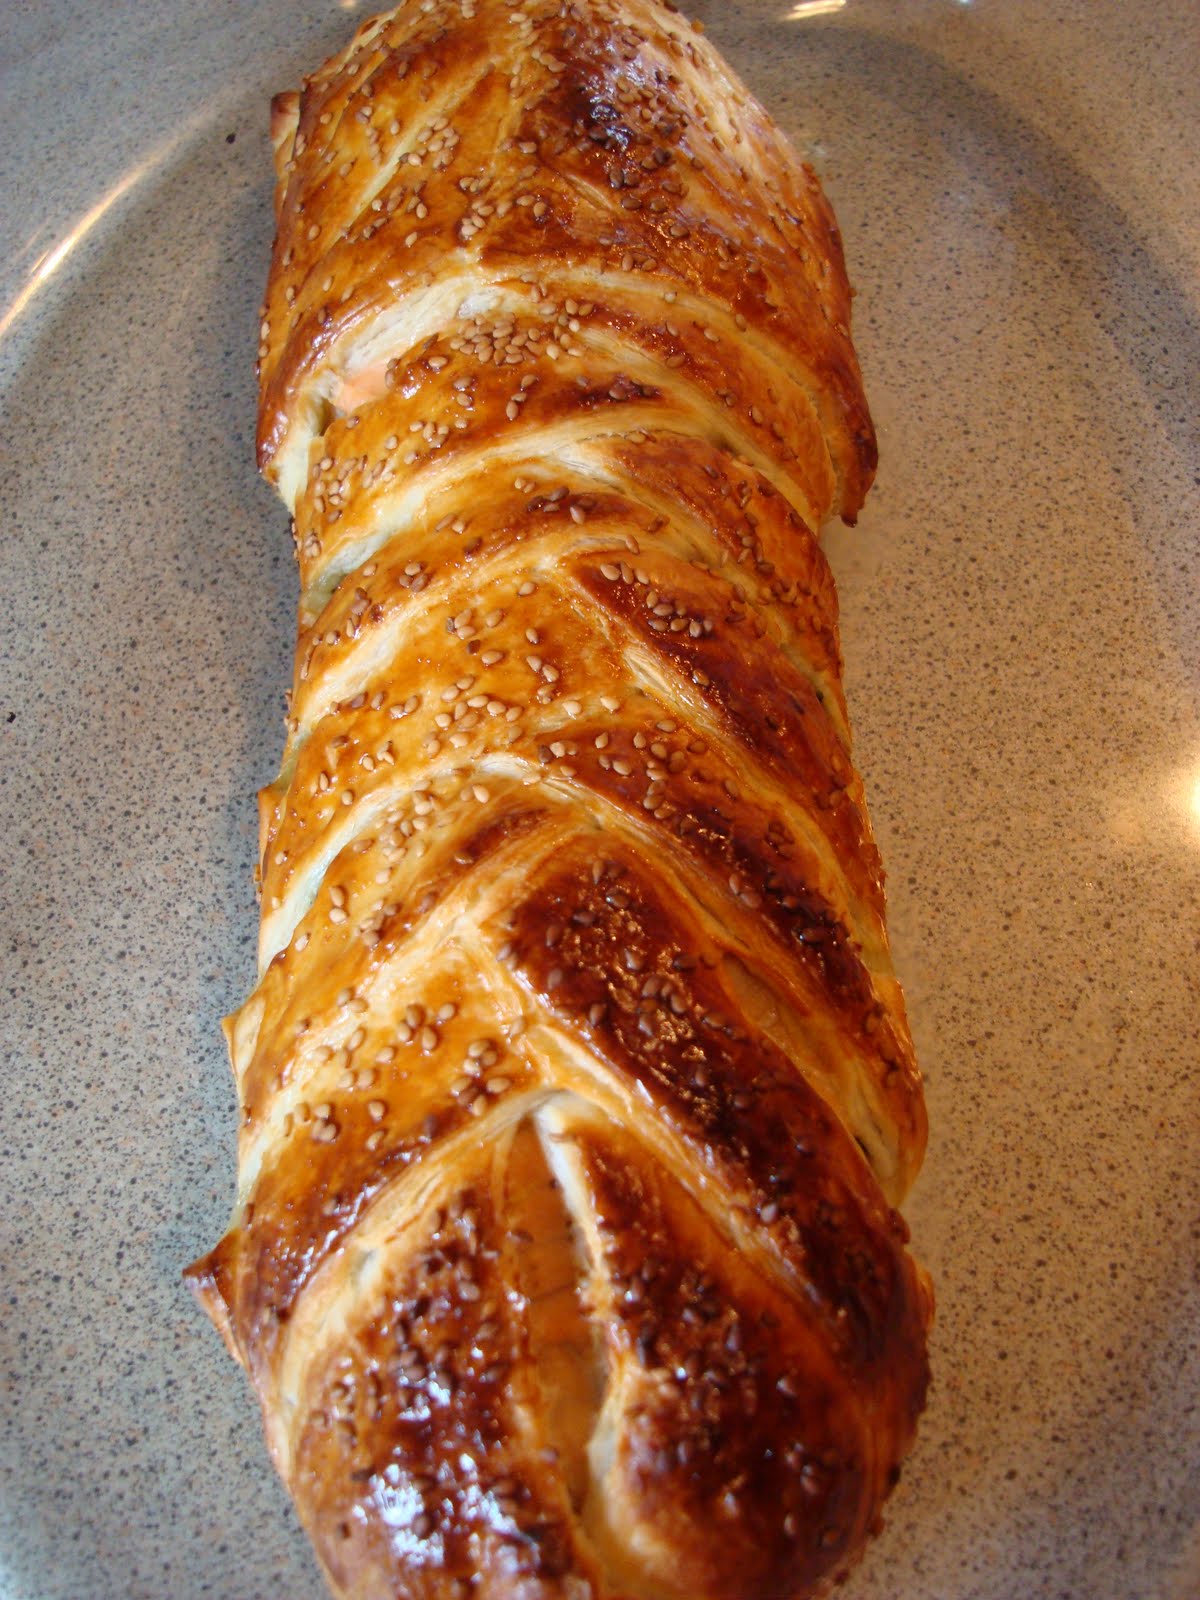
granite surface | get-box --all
[1,2,1197,1597]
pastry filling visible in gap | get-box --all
[501,1112,605,1513]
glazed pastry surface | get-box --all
[188,4,932,1596]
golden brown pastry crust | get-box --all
[188,4,931,1597]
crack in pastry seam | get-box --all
[514,1032,862,1371]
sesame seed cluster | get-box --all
[187,3,931,1597]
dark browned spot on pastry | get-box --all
[229,1099,463,1378]
[504,847,928,1382]
[565,1115,876,1600]
[292,1179,591,1598]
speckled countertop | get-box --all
[1,3,1196,1597]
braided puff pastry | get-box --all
[187,2,932,1597]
